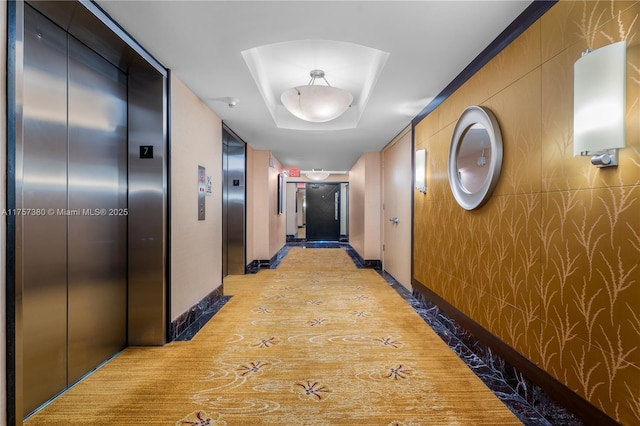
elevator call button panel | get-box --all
[198,166,206,220]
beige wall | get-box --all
[413,2,639,423]
[170,75,222,320]
[247,149,286,262]
[349,152,381,260]
[247,149,269,260]
[1,2,7,423]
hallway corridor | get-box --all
[24,247,531,425]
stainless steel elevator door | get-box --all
[22,5,128,415]
[222,130,246,276]
[67,37,128,384]
[22,8,69,415]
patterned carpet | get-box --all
[26,248,521,425]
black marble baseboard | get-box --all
[246,249,289,274]
[345,246,382,270]
[286,236,305,243]
[170,286,230,341]
[246,259,269,274]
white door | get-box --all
[382,127,412,289]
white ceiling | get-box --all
[96,0,532,171]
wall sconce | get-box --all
[573,40,626,168]
[415,149,427,193]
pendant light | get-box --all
[281,70,353,122]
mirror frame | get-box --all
[448,105,503,210]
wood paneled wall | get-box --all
[413,1,639,423]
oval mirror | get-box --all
[448,106,503,210]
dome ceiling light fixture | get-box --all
[281,69,353,123]
[301,169,348,181]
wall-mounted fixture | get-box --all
[281,70,353,122]
[300,169,348,181]
[573,41,626,168]
[415,149,427,194]
[448,106,503,211]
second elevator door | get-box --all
[222,129,246,276]
[23,6,127,415]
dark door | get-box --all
[306,183,340,241]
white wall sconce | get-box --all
[573,40,626,168]
[415,149,427,193]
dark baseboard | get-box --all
[345,247,382,270]
[170,285,225,341]
[246,250,283,273]
[412,278,618,426]
[246,259,269,273]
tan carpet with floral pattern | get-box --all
[26,248,521,425]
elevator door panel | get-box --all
[67,37,128,383]
[306,184,340,241]
[22,8,69,415]
[22,5,129,415]
[222,130,246,276]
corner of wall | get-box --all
[348,152,382,261]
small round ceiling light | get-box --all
[281,70,353,123]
